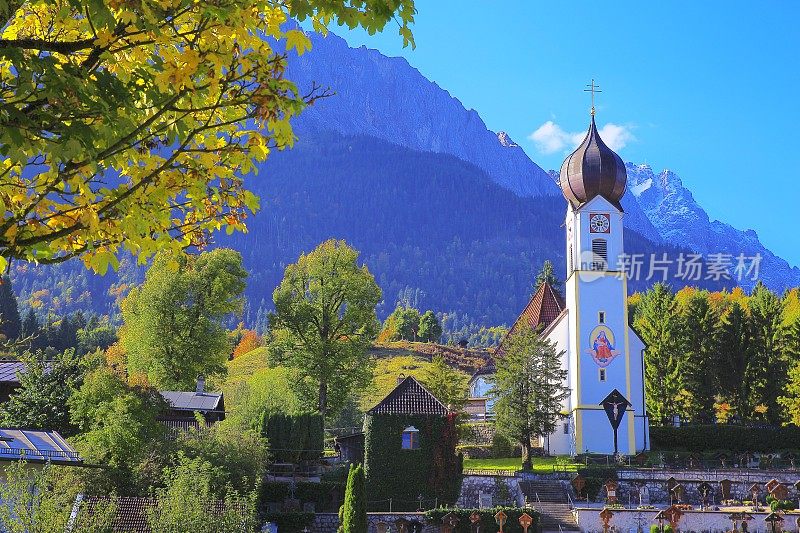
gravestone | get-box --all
[605,480,619,504]
[572,474,586,498]
[720,479,733,501]
[698,482,713,508]
[395,518,409,533]
[771,483,789,501]
[766,479,781,494]
[479,492,492,509]
[670,483,685,504]
[376,522,390,533]
[639,484,650,505]
[470,511,482,533]
[441,512,459,533]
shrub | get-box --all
[491,432,518,458]
[262,512,314,532]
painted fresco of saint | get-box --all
[586,326,621,367]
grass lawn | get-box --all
[463,456,580,473]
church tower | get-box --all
[479,98,649,456]
[550,111,649,455]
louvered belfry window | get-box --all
[591,239,608,270]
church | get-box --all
[472,108,650,456]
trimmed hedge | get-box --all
[650,425,800,453]
[256,412,324,463]
[577,466,618,502]
[262,512,314,533]
[426,507,539,532]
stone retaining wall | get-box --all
[312,512,435,533]
[457,475,525,508]
[575,507,800,533]
[613,469,800,505]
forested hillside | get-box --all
[9,131,729,329]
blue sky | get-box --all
[332,1,800,268]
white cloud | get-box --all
[528,121,635,154]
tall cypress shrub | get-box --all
[339,463,367,533]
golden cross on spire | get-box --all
[584,78,602,116]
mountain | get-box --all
[626,164,800,290]
[287,30,796,288]
[6,29,795,328]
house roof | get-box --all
[0,428,81,464]
[367,376,449,416]
[496,281,565,356]
[0,361,25,384]
[74,496,248,532]
[159,391,223,412]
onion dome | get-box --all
[559,116,627,210]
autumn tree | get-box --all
[490,328,568,470]
[0,0,416,272]
[269,240,381,419]
[232,330,263,358]
[120,249,247,389]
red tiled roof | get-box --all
[497,281,565,355]
[367,376,449,416]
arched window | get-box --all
[591,239,608,270]
[402,426,420,450]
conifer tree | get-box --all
[747,282,787,423]
[676,289,720,421]
[533,260,562,297]
[339,463,367,533]
[491,328,568,470]
[20,309,38,339]
[0,276,21,341]
[633,283,684,424]
[716,301,751,418]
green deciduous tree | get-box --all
[633,283,684,424]
[380,305,422,342]
[147,454,257,533]
[0,349,87,436]
[418,310,443,343]
[338,463,367,533]
[269,240,381,419]
[121,248,247,389]
[490,328,568,470]
[420,355,468,411]
[0,0,415,272]
[68,365,168,494]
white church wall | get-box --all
[544,314,573,455]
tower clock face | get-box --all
[589,213,611,233]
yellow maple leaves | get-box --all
[0,0,416,273]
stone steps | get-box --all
[519,479,580,532]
